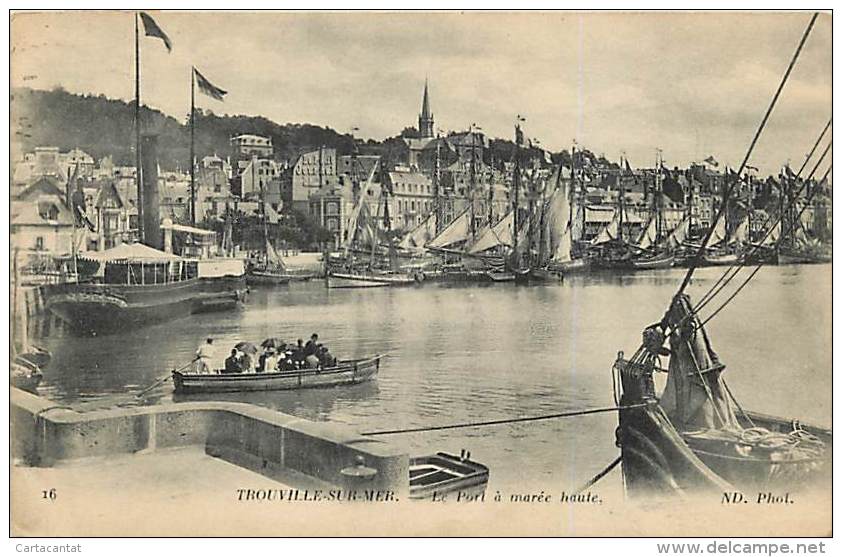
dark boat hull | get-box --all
[172,355,382,393]
[616,357,831,498]
[246,270,291,286]
[513,267,564,284]
[630,253,675,270]
[777,250,832,265]
[46,276,246,336]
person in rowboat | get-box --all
[318,345,336,367]
[292,339,305,366]
[195,338,215,375]
[304,334,319,358]
[262,349,280,373]
[223,349,243,374]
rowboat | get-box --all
[630,252,675,270]
[172,354,383,394]
[615,295,831,498]
[325,271,418,289]
[245,269,291,286]
[777,249,832,265]
[513,267,564,284]
[409,451,490,500]
[11,359,43,393]
[702,252,742,266]
[549,257,591,274]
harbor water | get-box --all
[32,264,831,494]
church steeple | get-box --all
[418,79,434,139]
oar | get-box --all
[135,358,197,398]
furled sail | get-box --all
[590,209,620,245]
[427,208,471,249]
[343,162,379,257]
[265,237,287,271]
[399,212,437,249]
[710,214,727,245]
[665,216,690,249]
[730,216,749,245]
[468,210,515,254]
[761,221,781,246]
[636,215,658,250]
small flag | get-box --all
[703,155,719,167]
[139,12,172,52]
[194,67,227,101]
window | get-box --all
[34,237,45,250]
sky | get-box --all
[10,11,832,175]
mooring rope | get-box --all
[573,455,623,495]
[359,403,648,437]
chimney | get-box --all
[141,134,162,249]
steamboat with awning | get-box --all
[46,243,247,336]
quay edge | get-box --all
[10,387,408,496]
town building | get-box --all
[230,134,274,158]
[11,176,77,255]
[286,147,340,212]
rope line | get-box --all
[676,12,819,297]
[359,403,647,436]
[685,137,831,325]
[573,455,622,495]
[698,158,831,327]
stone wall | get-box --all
[11,387,408,494]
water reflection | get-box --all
[31,264,831,491]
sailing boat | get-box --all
[614,14,831,499]
[701,213,744,266]
[628,158,676,270]
[246,199,314,285]
[698,187,747,266]
[246,236,293,285]
[11,249,48,392]
[590,156,637,270]
[325,161,418,288]
[776,174,832,265]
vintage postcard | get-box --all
[9,9,832,538]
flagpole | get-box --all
[135,12,144,243]
[190,67,196,225]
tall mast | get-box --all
[433,135,442,234]
[687,168,694,237]
[570,143,576,225]
[778,169,785,254]
[512,125,521,258]
[487,152,494,225]
[190,67,196,225]
[618,154,625,243]
[134,12,144,242]
[469,127,477,239]
[747,171,754,242]
[655,149,663,242]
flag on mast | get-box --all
[194,67,227,101]
[139,12,172,52]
